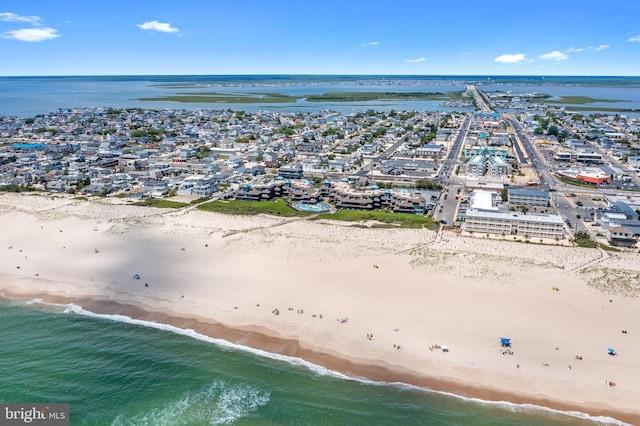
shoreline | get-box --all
[1,193,639,424]
[1,292,635,425]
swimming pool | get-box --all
[291,201,332,213]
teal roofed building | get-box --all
[464,146,507,160]
[465,147,509,177]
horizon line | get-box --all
[1,73,640,78]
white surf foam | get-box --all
[111,380,270,426]
[53,302,629,426]
[61,303,353,380]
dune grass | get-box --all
[138,198,187,208]
[314,209,438,229]
[197,199,310,217]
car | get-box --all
[440,220,447,225]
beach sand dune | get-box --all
[1,193,639,424]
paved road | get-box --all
[467,85,491,112]
[436,115,471,184]
[510,132,528,164]
[432,115,471,223]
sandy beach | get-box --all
[1,192,639,424]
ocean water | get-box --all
[0,300,622,425]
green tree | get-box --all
[414,179,443,190]
[196,146,211,159]
[500,188,508,202]
[557,129,569,143]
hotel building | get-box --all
[462,209,565,239]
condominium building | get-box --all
[507,188,550,207]
[462,209,565,239]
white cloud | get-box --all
[459,51,474,58]
[2,27,59,42]
[494,53,526,64]
[405,57,426,63]
[137,20,180,33]
[539,51,568,61]
[628,35,640,42]
[0,12,41,25]
[565,44,609,54]
[360,41,378,47]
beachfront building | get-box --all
[143,180,170,197]
[462,209,565,239]
[236,180,284,201]
[235,179,320,203]
[507,188,550,207]
[607,226,638,248]
[325,182,427,214]
[176,175,219,196]
[233,179,427,214]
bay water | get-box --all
[3,75,640,119]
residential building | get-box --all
[607,226,637,248]
[465,148,509,177]
[508,188,550,207]
[278,164,304,179]
[143,180,169,197]
[462,210,565,239]
[415,144,445,159]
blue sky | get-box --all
[1,0,640,76]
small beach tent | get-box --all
[133,274,140,280]
[441,345,449,352]
[500,338,511,347]
[608,347,616,355]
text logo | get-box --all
[1,404,68,426]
